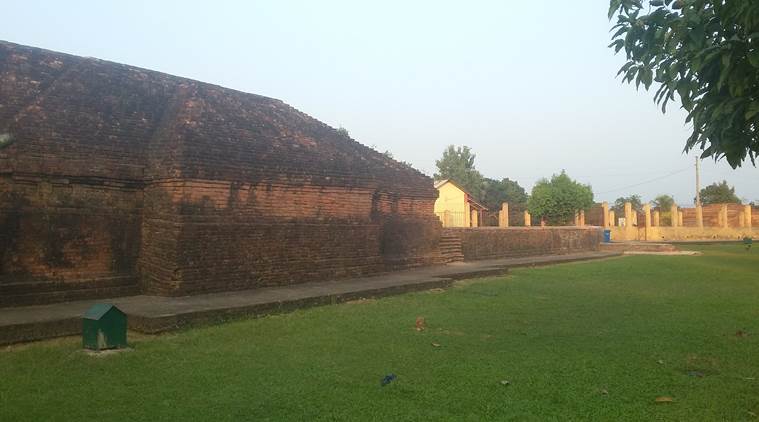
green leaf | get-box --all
[608,0,623,20]
[617,61,635,77]
[611,26,627,39]
[748,50,759,68]
[642,68,653,89]
[745,102,759,121]
[722,51,733,69]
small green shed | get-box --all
[82,304,127,351]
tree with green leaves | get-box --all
[481,178,529,212]
[612,194,644,215]
[608,0,759,167]
[651,194,676,225]
[434,145,485,199]
[652,194,675,210]
[699,180,742,204]
[336,127,351,138]
[527,172,594,225]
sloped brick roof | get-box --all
[0,41,433,196]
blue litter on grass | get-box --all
[381,374,397,386]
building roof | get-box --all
[83,303,124,320]
[0,40,434,197]
[433,179,488,210]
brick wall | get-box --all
[584,204,606,227]
[0,41,442,301]
[0,175,142,285]
[681,204,745,227]
[444,227,602,261]
[139,180,441,295]
[681,207,697,227]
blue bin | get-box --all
[603,229,611,243]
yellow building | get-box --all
[434,179,488,227]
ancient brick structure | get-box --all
[0,41,441,304]
[444,227,602,261]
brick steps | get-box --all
[439,232,464,263]
[0,277,140,308]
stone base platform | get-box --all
[0,251,621,345]
[600,242,679,253]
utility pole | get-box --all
[695,156,701,206]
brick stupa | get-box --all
[0,41,441,304]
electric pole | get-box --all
[695,156,701,206]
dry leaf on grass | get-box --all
[415,316,426,331]
[431,342,441,348]
[655,396,674,403]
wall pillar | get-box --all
[624,202,636,239]
[721,204,729,228]
[678,211,684,227]
[498,202,509,228]
[602,202,610,227]
[643,204,652,241]
[579,210,586,226]
[573,211,579,226]
[653,210,660,227]
[643,204,651,227]
[624,202,633,227]
[670,204,678,227]
[609,210,616,227]
[739,211,746,228]
[745,205,752,229]
[443,210,451,227]
[524,211,531,227]
[695,205,703,228]
[471,209,479,228]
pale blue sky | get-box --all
[3,0,757,204]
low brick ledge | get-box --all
[0,251,621,345]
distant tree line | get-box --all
[398,142,748,227]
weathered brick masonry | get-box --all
[444,227,602,261]
[0,41,441,302]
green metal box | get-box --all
[82,304,127,351]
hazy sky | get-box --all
[3,1,757,204]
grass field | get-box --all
[1,244,758,421]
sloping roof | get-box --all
[467,197,488,211]
[433,179,488,210]
[0,41,434,196]
[433,179,451,189]
[83,303,124,320]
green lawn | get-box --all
[1,245,758,421]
